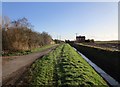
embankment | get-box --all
[19,44,108,86]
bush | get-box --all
[2,17,53,52]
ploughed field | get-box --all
[82,41,120,51]
[19,44,108,86]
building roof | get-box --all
[76,36,85,38]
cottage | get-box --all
[76,36,85,42]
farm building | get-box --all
[76,36,86,42]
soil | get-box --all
[84,43,119,51]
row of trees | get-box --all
[2,16,53,52]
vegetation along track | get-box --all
[19,44,108,86]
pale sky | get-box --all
[2,2,118,41]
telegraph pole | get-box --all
[59,35,61,43]
[57,35,58,40]
[75,33,78,42]
[75,33,78,37]
[60,35,61,41]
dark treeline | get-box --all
[2,16,53,52]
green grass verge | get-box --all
[2,44,58,56]
[23,44,108,86]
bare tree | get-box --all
[0,16,2,29]
[11,17,33,29]
[2,17,53,53]
[3,16,10,31]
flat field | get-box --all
[81,41,120,51]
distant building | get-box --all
[76,36,85,42]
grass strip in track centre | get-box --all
[21,44,63,86]
[22,44,108,86]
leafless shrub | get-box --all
[2,17,53,52]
